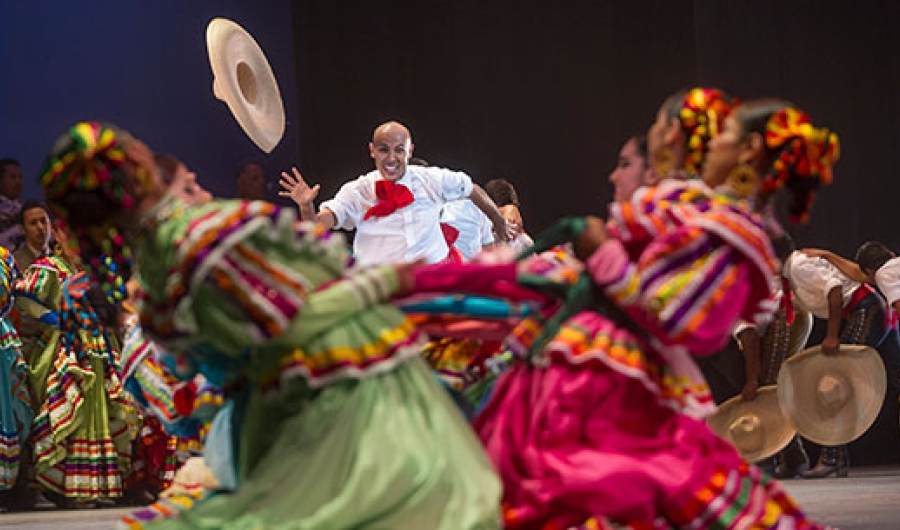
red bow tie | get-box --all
[364,180,414,220]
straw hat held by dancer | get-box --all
[780,249,900,477]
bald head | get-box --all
[372,121,412,143]
[369,121,415,181]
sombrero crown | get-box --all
[207,18,285,153]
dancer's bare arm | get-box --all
[279,167,336,229]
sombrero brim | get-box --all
[707,385,796,462]
[778,344,886,445]
[786,308,813,358]
[207,18,285,153]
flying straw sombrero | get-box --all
[206,17,285,153]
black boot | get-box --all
[801,445,849,479]
[773,436,810,479]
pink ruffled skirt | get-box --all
[473,312,826,530]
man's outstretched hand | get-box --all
[279,167,320,207]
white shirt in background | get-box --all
[321,165,474,266]
[440,199,494,261]
[784,252,860,319]
[874,256,900,306]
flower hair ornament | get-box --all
[40,121,140,304]
[679,88,740,175]
[761,108,840,223]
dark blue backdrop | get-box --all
[1,1,299,200]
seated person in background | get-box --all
[0,159,24,251]
[11,201,54,367]
[13,200,52,271]
[235,162,267,201]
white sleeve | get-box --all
[320,179,367,230]
[792,255,844,297]
[876,261,900,305]
[479,211,495,246]
[430,167,474,202]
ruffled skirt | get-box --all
[30,331,138,499]
[121,358,501,529]
[474,311,826,530]
[0,335,31,489]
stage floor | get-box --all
[1,467,898,529]
[782,466,900,530]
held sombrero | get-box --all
[777,344,886,446]
[206,17,285,153]
[707,385,796,462]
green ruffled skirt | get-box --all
[133,358,501,529]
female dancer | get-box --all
[0,248,31,508]
[14,218,138,507]
[418,96,837,528]
[40,121,500,529]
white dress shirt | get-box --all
[784,252,861,319]
[321,165,474,266]
[874,256,900,307]
[440,199,494,261]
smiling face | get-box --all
[368,122,413,181]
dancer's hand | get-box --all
[393,260,423,297]
[574,216,607,261]
[279,167,320,207]
[492,217,516,243]
[821,335,840,356]
[741,380,759,401]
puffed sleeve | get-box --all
[14,261,63,323]
[189,259,401,354]
[587,208,777,355]
[139,202,407,363]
